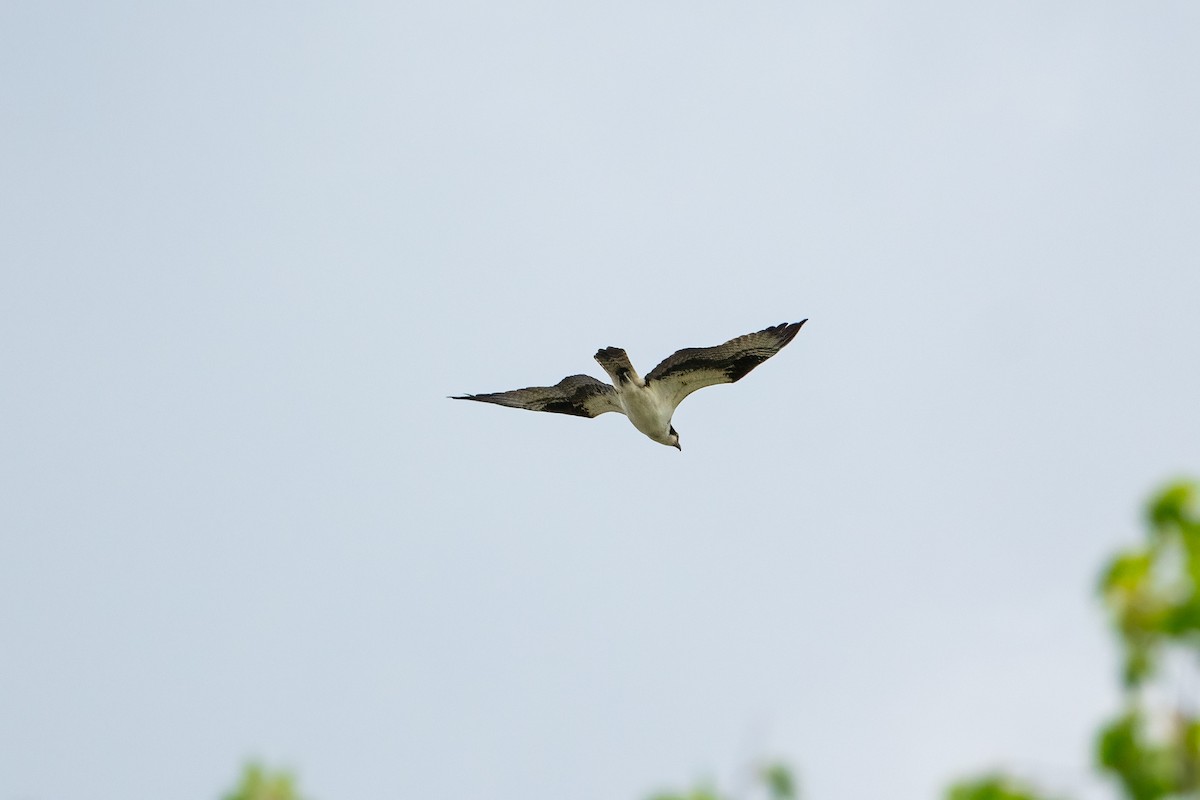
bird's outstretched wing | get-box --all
[452,374,622,418]
[646,320,807,409]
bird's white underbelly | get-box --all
[617,384,672,438]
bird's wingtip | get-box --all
[771,319,807,345]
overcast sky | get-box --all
[2,3,1198,800]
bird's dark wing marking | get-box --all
[452,374,622,418]
[645,320,807,409]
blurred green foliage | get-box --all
[647,762,797,800]
[1099,481,1200,685]
[944,774,1056,800]
[1094,480,1200,800]
[647,788,722,800]
[222,764,306,800]
[761,763,797,799]
[946,479,1200,800]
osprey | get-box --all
[452,320,806,450]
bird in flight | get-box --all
[452,320,806,450]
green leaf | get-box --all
[1147,482,1196,532]
[1095,710,1178,800]
[944,774,1056,800]
[1099,551,1153,597]
[221,763,305,800]
[760,763,797,799]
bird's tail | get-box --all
[594,347,641,386]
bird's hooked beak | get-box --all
[673,440,681,451]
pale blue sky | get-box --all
[2,3,1198,800]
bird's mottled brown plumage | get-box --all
[594,346,637,385]
[451,374,620,418]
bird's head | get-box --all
[668,425,681,451]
